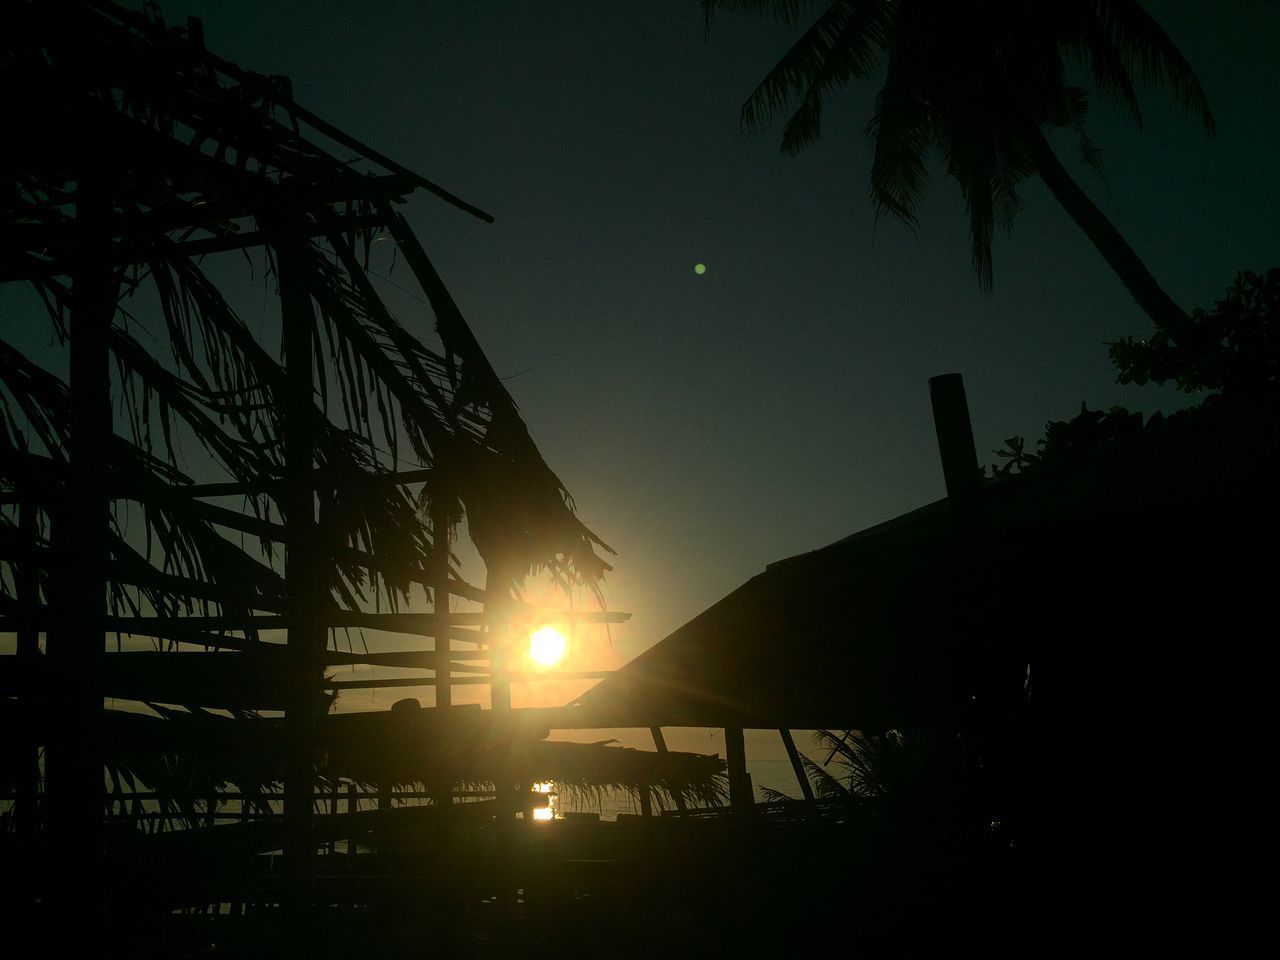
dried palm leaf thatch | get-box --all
[2,0,613,610]
[77,704,727,811]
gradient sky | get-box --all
[5,2,1278,732]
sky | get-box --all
[5,2,1278,773]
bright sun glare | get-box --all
[529,626,568,667]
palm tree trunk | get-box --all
[1026,124,1189,329]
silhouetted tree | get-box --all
[704,0,1214,327]
[992,267,1279,474]
[1110,266,1280,397]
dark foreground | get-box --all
[2,796,1249,959]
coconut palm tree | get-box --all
[704,0,1215,327]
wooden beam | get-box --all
[280,100,495,224]
[322,670,612,691]
[0,608,631,635]
[2,211,392,282]
[725,727,752,813]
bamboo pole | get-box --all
[346,780,358,856]
[46,173,114,923]
[431,496,453,710]
[725,727,752,813]
[16,491,39,840]
[278,230,323,899]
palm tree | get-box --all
[704,0,1215,327]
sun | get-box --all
[528,626,568,667]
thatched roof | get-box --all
[573,396,1280,730]
[1,0,612,624]
[80,702,725,815]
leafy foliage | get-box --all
[992,403,1144,477]
[1109,267,1280,397]
[705,0,1212,305]
[993,267,1279,476]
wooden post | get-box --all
[725,727,752,813]
[487,575,518,821]
[327,782,338,855]
[16,491,40,840]
[650,727,687,814]
[377,779,392,855]
[430,494,453,820]
[346,780,358,856]
[431,495,452,709]
[928,373,982,503]
[483,564,521,914]
[47,174,114,920]
[278,233,323,893]
[488,572,513,716]
[779,729,816,802]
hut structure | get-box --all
[571,374,1279,951]
[4,1,1272,954]
[0,2,726,951]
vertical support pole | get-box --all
[724,727,752,813]
[483,565,520,910]
[377,778,392,856]
[327,783,338,855]
[429,493,453,821]
[650,727,687,814]
[16,491,40,840]
[779,729,815,802]
[47,175,114,922]
[928,373,982,504]
[489,587,514,817]
[279,234,322,894]
[431,495,452,710]
[346,780,358,856]
[487,569,512,716]
[486,565,516,817]
[929,373,1012,835]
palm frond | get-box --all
[1093,0,1216,133]
[740,0,889,148]
[703,0,823,33]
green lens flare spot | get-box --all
[694,263,706,275]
